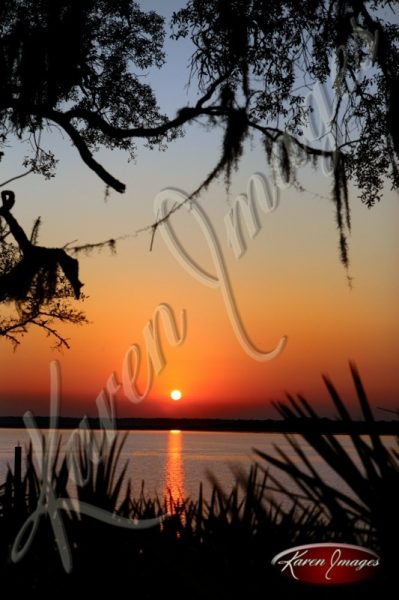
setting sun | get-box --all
[170,389,183,401]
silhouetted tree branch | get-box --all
[0,0,398,345]
[0,190,88,347]
[1,1,397,205]
[0,299,87,350]
[0,190,83,302]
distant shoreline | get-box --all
[0,416,397,435]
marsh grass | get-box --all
[0,363,397,597]
[253,363,399,568]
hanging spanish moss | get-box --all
[278,136,292,186]
[332,151,351,269]
[0,191,83,305]
[182,104,249,202]
[263,135,352,270]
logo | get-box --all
[272,543,381,585]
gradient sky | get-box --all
[0,1,398,420]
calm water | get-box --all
[0,428,395,503]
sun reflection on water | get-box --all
[164,430,185,511]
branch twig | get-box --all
[0,168,34,188]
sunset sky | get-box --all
[0,1,398,420]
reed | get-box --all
[0,363,396,597]
[253,362,399,566]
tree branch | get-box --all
[31,101,222,192]
[248,121,336,158]
[0,190,31,251]
[0,168,34,188]
[45,111,127,193]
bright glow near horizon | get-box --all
[0,0,398,420]
[170,389,183,401]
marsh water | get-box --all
[1,428,395,506]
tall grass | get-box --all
[253,362,399,578]
[0,363,397,597]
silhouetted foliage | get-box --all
[0,0,169,192]
[254,362,399,577]
[171,0,398,266]
[0,1,398,343]
[0,364,397,596]
[1,1,397,206]
[0,190,87,347]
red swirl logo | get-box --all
[272,543,381,585]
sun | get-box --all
[170,389,183,401]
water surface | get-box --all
[0,428,395,504]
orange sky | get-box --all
[0,2,398,420]
[1,148,397,419]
